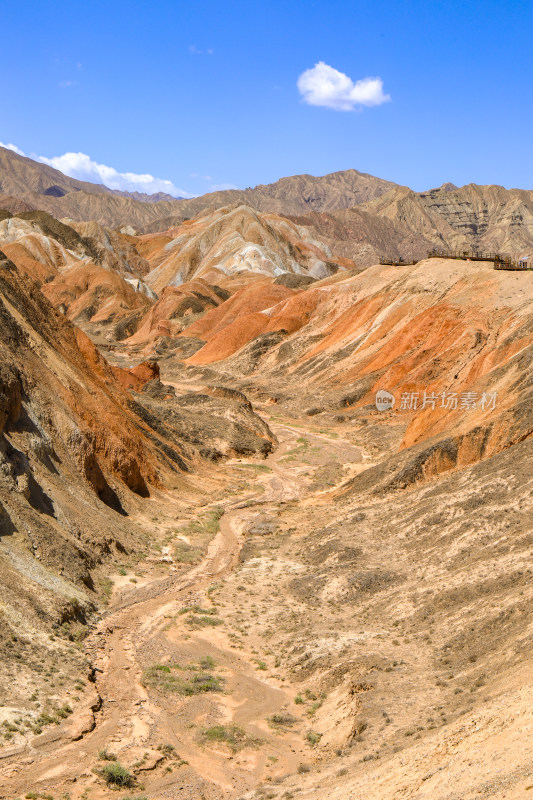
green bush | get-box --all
[305,730,322,746]
[99,761,134,787]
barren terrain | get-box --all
[0,392,531,799]
[0,165,531,800]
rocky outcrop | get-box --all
[112,359,160,391]
[361,183,533,257]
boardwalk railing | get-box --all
[428,249,532,270]
[494,257,532,270]
[380,250,532,270]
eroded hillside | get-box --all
[0,185,531,800]
[0,249,275,745]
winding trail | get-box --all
[0,420,363,799]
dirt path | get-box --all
[0,420,363,799]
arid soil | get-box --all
[0,419,359,798]
[0,164,531,800]
[0,390,531,799]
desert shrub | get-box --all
[120,796,148,800]
[305,730,322,746]
[186,613,222,628]
[268,713,297,729]
[142,663,223,695]
[98,747,117,761]
[55,704,72,719]
[200,724,261,752]
[173,541,202,564]
[157,742,176,757]
[99,761,134,787]
[178,605,217,616]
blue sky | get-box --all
[2,0,533,197]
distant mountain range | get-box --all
[0,146,397,228]
[1,145,533,262]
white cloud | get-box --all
[0,142,200,198]
[297,61,390,111]
[0,142,26,156]
[58,80,78,88]
[188,44,214,55]
[37,151,190,197]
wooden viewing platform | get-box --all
[380,250,532,270]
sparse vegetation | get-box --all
[199,724,261,752]
[120,796,148,800]
[186,613,223,628]
[98,747,117,761]
[305,730,322,746]
[99,577,114,604]
[268,712,297,729]
[98,761,134,787]
[142,661,223,695]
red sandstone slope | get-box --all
[125,280,230,347]
[181,258,533,476]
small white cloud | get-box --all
[297,61,390,111]
[0,142,26,156]
[188,44,213,55]
[58,80,78,88]
[37,151,191,197]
